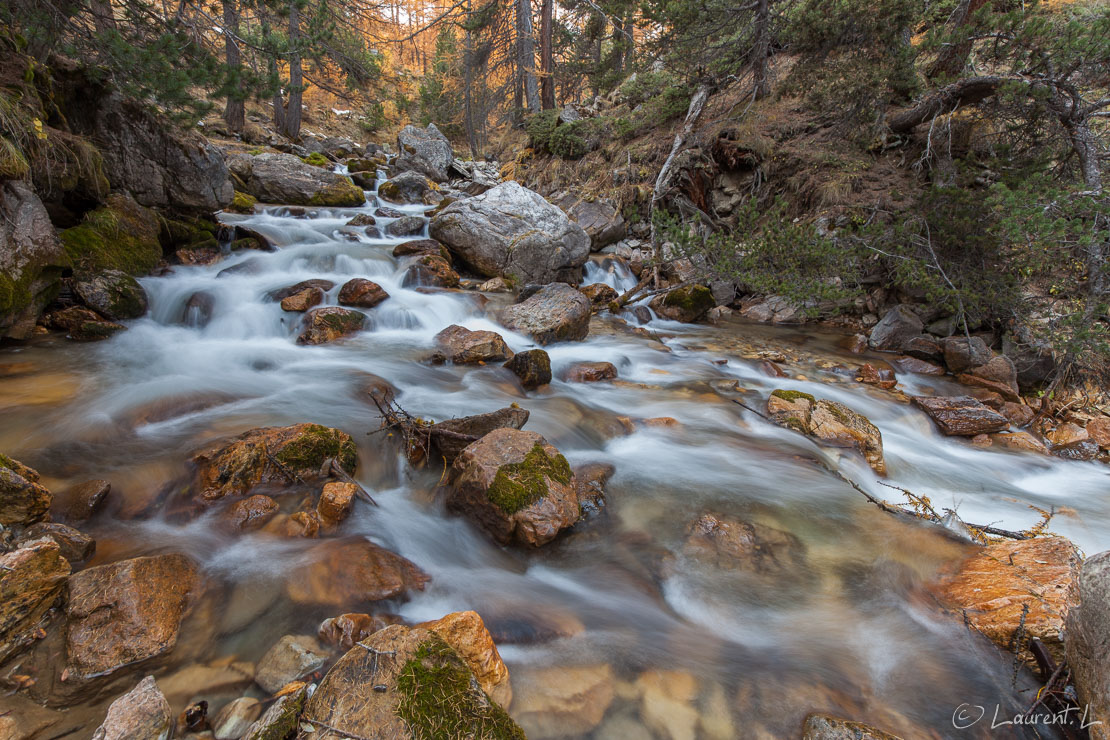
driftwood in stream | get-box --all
[731,398,1042,541]
[371,395,479,469]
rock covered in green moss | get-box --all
[73,269,149,320]
[302,623,524,740]
[60,192,162,276]
[243,683,307,740]
[302,152,330,167]
[42,305,127,341]
[226,190,257,214]
[190,423,357,502]
[503,349,552,390]
[650,284,716,323]
[766,389,886,474]
[448,428,579,547]
[0,181,69,339]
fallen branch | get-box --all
[327,458,378,507]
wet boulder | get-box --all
[958,355,1019,400]
[64,554,202,687]
[448,428,579,547]
[402,254,460,288]
[433,325,513,364]
[182,291,215,327]
[429,181,590,285]
[765,391,887,475]
[337,278,390,308]
[393,238,450,259]
[243,682,307,740]
[302,622,523,739]
[286,538,429,608]
[279,287,323,312]
[933,536,1080,667]
[73,269,149,320]
[222,494,279,532]
[297,306,366,344]
[802,714,903,740]
[238,153,364,207]
[856,363,896,390]
[190,423,356,502]
[649,285,716,323]
[268,279,335,302]
[867,305,922,352]
[427,407,531,464]
[552,192,626,250]
[385,215,425,237]
[511,663,614,739]
[0,539,70,664]
[317,481,358,524]
[42,305,127,341]
[565,361,618,383]
[211,697,262,740]
[16,522,96,563]
[394,123,454,182]
[346,213,376,227]
[378,170,438,204]
[499,283,591,345]
[1066,549,1110,740]
[91,676,173,740]
[0,181,70,339]
[51,479,111,522]
[504,349,552,390]
[255,634,329,694]
[682,512,806,576]
[417,610,513,708]
[912,396,1009,436]
[572,462,613,518]
[580,282,618,307]
[1,454,53,526]
[318,613,400,652]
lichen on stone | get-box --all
[486,442,572,514]
[395,635,526,740]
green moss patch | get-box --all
[274,424,357,474]
[662,284,715,315]
[60,195,161,275]
[227,190,257,214]
[396,635,526,740]
[308,178,365,207]
[302,152,329,167]
[771,389,816,403]
[487,442,572,514]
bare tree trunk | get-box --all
[540,0,555,109]
[283,1,303,140]
[649,82,713,287]
[927,0,989,81]
[261,9,286,133]
[223,0,245,132]
[516,0,540,112]
[463,0,478,156]
[751,0,771,98]
[89,0,117,34]
[622,9,634,72]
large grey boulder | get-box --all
[551,192,626,250]
[395,124,454,182]
[237,153,365,207]
[499,283,591,344]
[0,182,69,338]
[54,65,232,213]
[1066,550,1110,740]
[868,305,922,352]
[430,182,590,285]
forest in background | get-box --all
[1,0,1109,394]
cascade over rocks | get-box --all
[765,390,887,474]
[430,181,590,284]
[394,123,455,182]
[498,283,591,344]
[0,182,69,339]
[235,153,364,207]
[190,423,357,501]
[448,428,580,547]
[402,254,460,288]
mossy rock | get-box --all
[72,269,148,320]
[657,284,715,322]
[770,389,816,403]
[377,180,402,201]
[227,190,257,214]
[60,193,161,275]
[487,442,572,514]
[302,152,330,167]
[273,423,358,473]
[346,158,377,173]
[396,634,526,740]
[308,178,366,207]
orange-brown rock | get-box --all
[190,423,357,502]
[418,610,512,707]
[932,537,1080,666]
[0,539,70,664]
[318,612,400,651]
[16,522,96,563]
[432,324,513,364]
[279,287,323,312]
[565,361,617,383]
[402,255,459,288]
[1047,422,1088,447]
[222,494,279,531]
[988,431,1048,455]
[511,663,614,739]
[447,428,579,547]
[317,481,357,524]
[286,539,429,608]
[767,391,886,474]
[50,479,110,522]
[280,510,322,538]
[856,363,896,389]
[891,355,945,376]
[297,306,366,344]
[337,278,390,308]
[579,283,618,307]
[912,395,1009,436]
[999,401,1034,427]
[1086,417,1110,449]
[64,554,202,684]
[1,454,52,526]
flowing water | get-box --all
[3,172,1108,738]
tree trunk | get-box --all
[622,9,634,72]
[927,0,989,81]
[283,1,303,141]
[463,0,478,156]
[261,10,286,134]
[749,0,771,98]
[540,0,555,109]
[517,0,540,112]
[886,75,1006,133]
[222,0,245,132]
[89,0,117,34]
